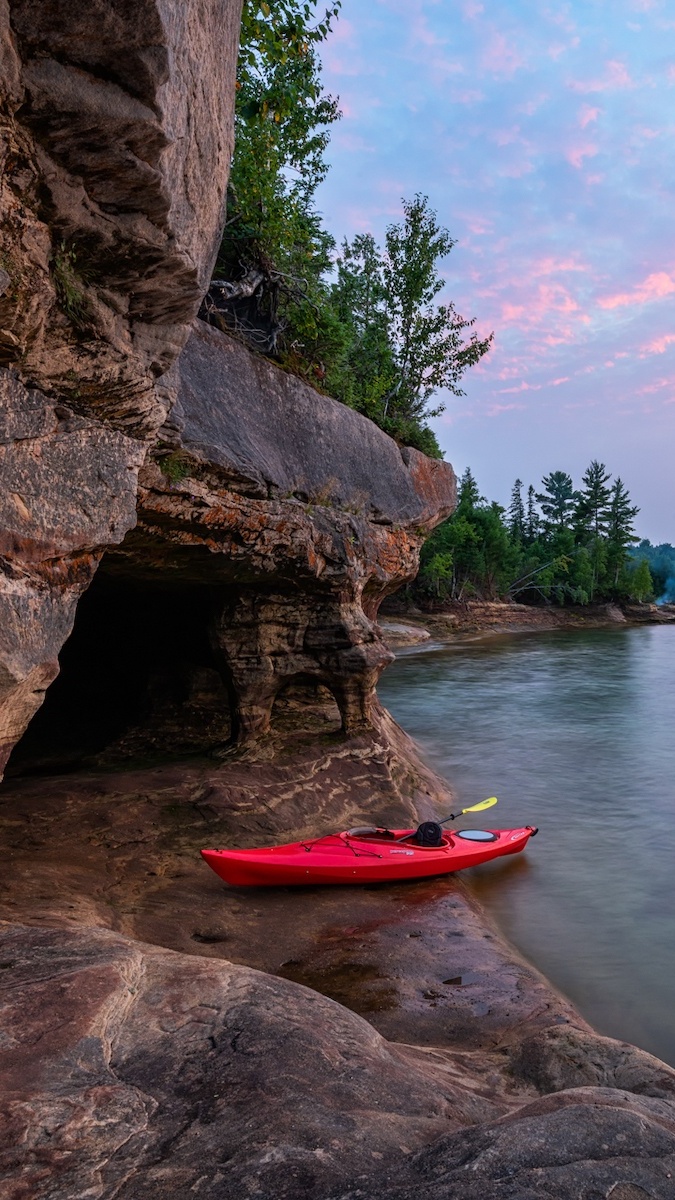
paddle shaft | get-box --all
[439,796,498,825]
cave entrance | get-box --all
[6,566,233,777]
[269,675,342,739]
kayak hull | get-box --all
[201,826,537,887]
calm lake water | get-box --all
[378,624,675,1067]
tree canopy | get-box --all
[205,2,491,457]
[415,462,651,608]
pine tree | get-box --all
[606,477,639,587]
[575,460,612,539]
[536,471,577,533]
[526,485,539,542]
[508,479,525,542]
[457,467,482,514]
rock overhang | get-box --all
[161,320,457,531]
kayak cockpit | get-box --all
[341,828,455,851]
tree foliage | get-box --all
[205,4,491,457]
[413,462,650,607]
[629,540,675,602]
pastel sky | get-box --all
[316,0,675,542]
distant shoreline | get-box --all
[379,599,675,647]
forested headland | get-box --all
[201,2,667,615]
[413,462,662,609]
[201,0,492,457]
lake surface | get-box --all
[378,624,675,1067]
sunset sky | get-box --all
[316,0,675,542]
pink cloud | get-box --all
[533,257,588,275]
[464,215,494,235]
[487,402,527,415]
[327,17,356,44]
[463,1,484,18]
[493,126,522,147]
[566,142,598,169]
[641,333,675,355]
[499,158,535,179]
[501,303,526,322]
[481,31,525,77]
[538,283,579,313]
[578,104,600,128]
[636,375,675,395]
[569,60,635,94]
[550,377,570,386]
[518,94,548,116]
[497,381,542,394]
[452,88,485,105]
[599,272,675,310]
[407,11,448,50]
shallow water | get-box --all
[378,624,675,1067]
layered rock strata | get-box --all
[0,0,242,774]
[103,321,456,748]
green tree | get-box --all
[536,471,577,534]
[508,478,525,542]
[419,551,454,598]
[606,477,639,588]
[574,460,612,539]
[325,233,395,420]
[213,1,341,359]
[526,484,540,543]
[381,196,493,434]
[628,558,653,602]
[456,466,483,513]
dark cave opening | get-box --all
[6,566,233,777]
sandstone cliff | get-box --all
[0,0,242,774]
[3,4,675,1200]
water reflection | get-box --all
[378,625,675,1066]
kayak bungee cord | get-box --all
[299,837,384,859]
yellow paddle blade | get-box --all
[460,796,498,815]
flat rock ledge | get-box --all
[1,922,675,1200]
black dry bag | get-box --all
[414,821,444,847]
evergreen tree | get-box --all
[215,0,341,358]
[606,478,639,587]
[575,460,612,539]
[457,467,482,514]
[536,471,578,534]
[508,479,525,542]
[413,462,646,611]
[526,484,540,543]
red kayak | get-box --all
[201,824,538,887]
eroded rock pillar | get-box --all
[210,590,394,746]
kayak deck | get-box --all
[201,825,537,887]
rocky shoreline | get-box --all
[3,2,675,1195]
[3,699,675,1197]
[380,599,675,647]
